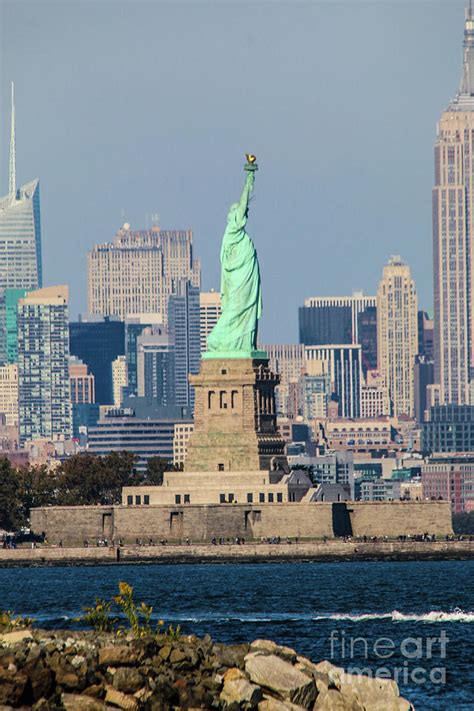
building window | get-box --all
[218,463,225,471]
[277,493,283,503]
[127,495,133,505]
[247,493,253,503]
[135,495,141,505]
[231,390,238,408]
[184,494,190,504]
[208,390,215,409]
[221,369,227,375]
[175,494,181,504]
[220,391,228,409]
[259,493,265,503]
[268,493,274,503]
[228,493,234,503]
[144,495,150,505]
[219,493,226,503]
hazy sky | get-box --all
[0,0,469,341]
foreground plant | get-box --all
[0,610,34,633]
[77,581,180,639]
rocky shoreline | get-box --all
[0,539,473,568]
[0,628,413,710]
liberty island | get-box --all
[30,156,452,542]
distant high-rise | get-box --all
[0,86,42,291]
[0,288,30,365]
[304,344,362,418]
[261,344,305,417]
[112,355,128,407]
[87,224,200,322]
[168,281,201,410]
[137,326,175,405]
[377,257,418,417]
[418,310,434,361]
[433,6,474,405]
[299,292,377,376]
[0,363,19,428]
[69,356,95,405]
[69,316,125,405]
[125,315,163,398]
[18,286,71,443]
[200,291,221,352]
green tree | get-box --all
[56,451,137,505]
[452,511,474,535]
[0,458,23,531]
[16,465,58,523]
[143,456,170,485]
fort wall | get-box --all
[30,500,453,546]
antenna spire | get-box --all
[8,82,16,203]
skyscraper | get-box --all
[304,344,362,418]
[87,224,200,322]
[136,326,175,405]
[69,316,125,405]
[299,292,377,376]
[200,290,221,352]
[168,281,201,409]
[124,315,163,398]
[69,357,95,405]
[377,257,418,417]
[0,86,42,291]
[18,286,71,443]
[433,5,474,405]
[112,355,128,407]
[0,363,19,428]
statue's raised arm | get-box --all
[233,170,255,227]
[204,155,264,358]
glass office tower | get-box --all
[18,286,71,443]
[0,179,42,291]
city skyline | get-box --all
[0,1,468,341]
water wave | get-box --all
[29,608,474,626]
[311,608,474,624]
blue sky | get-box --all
[0,1,468,340]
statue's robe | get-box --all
[207,180,262,353]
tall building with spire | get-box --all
[433,4,474,405]
[0,83,42,291]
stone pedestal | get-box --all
[185,358,287,472]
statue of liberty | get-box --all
[205,155,265,358]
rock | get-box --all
[314,664,413,711]
[169,648,187,665]
[71,654,87,667]
[313,689,360,710]
[55,667,81,690]
[99,645,137,666]
[294,657,331,693]
[105,685,140,710]
[25,663,54,701]
[0,667,27,705]
[0,630,33,645]
[213,642,250,669]
[113,666,144,694]
[251,640,297,663]
[62,694,108,710]
[83,683,105,698]
[258,695,306,710]
[245,653,316,708]
[220,667,262,708]
[158,644,172,661]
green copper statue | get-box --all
[205,155,266,359]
